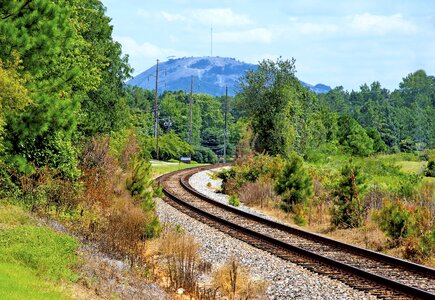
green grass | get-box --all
[0,202,78,299]
[396,161,427,174]
[309,153,433,194]
[151,161,208,177]
[0,263,70,300]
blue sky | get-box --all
[101,0,435,91]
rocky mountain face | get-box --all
[127,56,331,96]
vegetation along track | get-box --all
[157,165,435,300]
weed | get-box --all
[211,257,267,300]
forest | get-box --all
[0,0,434,298]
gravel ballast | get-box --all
[156,167,376,299]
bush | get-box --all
[158,232,206,292]
[229,195,240,207]
[425,149,435,177]
[192,145,218,164]
[275,152,313,212]
[237,179,278,208]
[331,161,366,228]
[372,200,415,243]
[211,257,267,300]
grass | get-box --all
[0,263,71,300]
[396,161,427,174]
[151,160,208,177]
[0,202,78,300]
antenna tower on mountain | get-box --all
[210,25,213,57]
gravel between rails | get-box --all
[156,168,376,300]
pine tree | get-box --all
[275,152,313,212]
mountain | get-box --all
[127,56,331,96]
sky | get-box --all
[101,0,435,91]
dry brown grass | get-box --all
[237,179,280,208]
[157,231,210,293]
[211,257,268,300]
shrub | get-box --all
[211,257,267,300]
[425,149,435,177]
[275,152,313,212]
[100,197,149,264]
[192,145,218,164]
[158,232,205,292]
[237,179,278,208]
[229,195,240,207]
[331,161,366,228]
[372,200,415,244]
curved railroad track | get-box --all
[157,165,435,300]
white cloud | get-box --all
[161,11,188,22]
[190,8,252,27]
[158,8,252,27]
[215,28,273,43]
[114,36,187,74]
[349,13,418,35]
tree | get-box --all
[275,152,313,212]
[337,115,374,156]
[331,161,366,228]
[0,0,81,177]
[237,57,299,156]
[366,128,387,153]
[0,59,31,155]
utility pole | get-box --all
[154,59,160,160]
[223,84,228,163]
[189,76,193,146]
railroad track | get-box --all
[158,165,435,300]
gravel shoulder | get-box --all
[156,167,376,300]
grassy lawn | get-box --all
[151,161,208,177]
[0,202,78,300]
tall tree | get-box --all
[237,57,299,156]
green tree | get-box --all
[366,128,387,153]
[275,152,313,212]
[237,57,299,156]
[0,59,31,155]
[337,115,374,156]
[331,161,366,228]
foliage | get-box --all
[192,145,218,164]
[158,232,205,292]
[275,152,313,212]
[157,131,194,161]
[331,161,366,228]
[320,71,435,149]
[372,200,415,243]
[229,194,240,207]
[425,149,435,177]
[337,115,374,156]
[237,57,298,156]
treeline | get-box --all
[319,72,435,153]
[236,58,434,160]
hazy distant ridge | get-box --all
[127,56,331,96]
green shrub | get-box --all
[425,149,435,177]
[229,195,240,207]
[275,152,313,212]
[331,161,366,228]
[372,200,415,243]
[192,145,218,164]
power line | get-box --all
[154,59,159,160]
[223,84,228,163]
